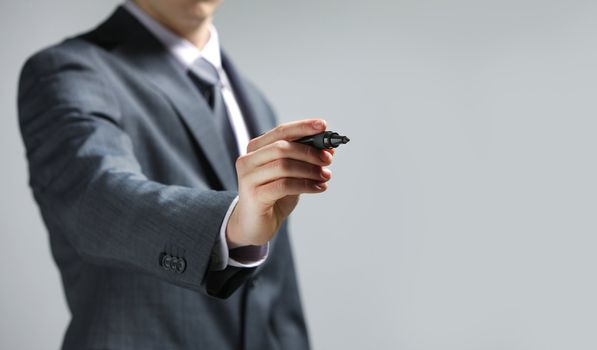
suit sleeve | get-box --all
[18,44,254,298]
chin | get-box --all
[185,0,222,19]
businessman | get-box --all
[18,0,336,349]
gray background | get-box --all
[2,0,596,349]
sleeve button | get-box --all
[176,258,186,273]
[163,255,172,270]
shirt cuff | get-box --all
[210,196,269,271]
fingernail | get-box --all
[313,120,324,130]
[321,168,332,179]
[313,183,325,190]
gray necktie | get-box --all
[188,57,240,169]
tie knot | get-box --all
[189,57,221,87]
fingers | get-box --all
[256,178,328,203]
[237,118,337,206]
[247,119,326,152]
[237,140,331,172]
[244,158,332,187]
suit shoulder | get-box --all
[21,37,103,78]
[18,37,114,106]
[18,37,120,126]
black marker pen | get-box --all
[295,131,350,149]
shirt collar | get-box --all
[123,0,222,70]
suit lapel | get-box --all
[91,7,238,191]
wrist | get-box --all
[226,205,246,249]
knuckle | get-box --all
[275,125,287,139]
[297,178,311,191]
[268,159,281,172]
[271,178,285,192]
[298,143,318,163]
[279,178,293,190]
[254,187,267,200]
[235,155,247,169]
[276,159,291,172]
[269,158,280,170]
[303,143,314,158]
[253,185,264,198]
[273,140,290,154]
[247,138,259,152]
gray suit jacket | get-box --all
[18,6,309,350]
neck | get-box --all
[133,1,212,50]
[175,20,212,50]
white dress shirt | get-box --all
[124,0,268,270]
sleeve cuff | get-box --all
[210,196,269,271]
[228,243,269,268]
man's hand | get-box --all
[226,119,335,248]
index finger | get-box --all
[247,118,326,152]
